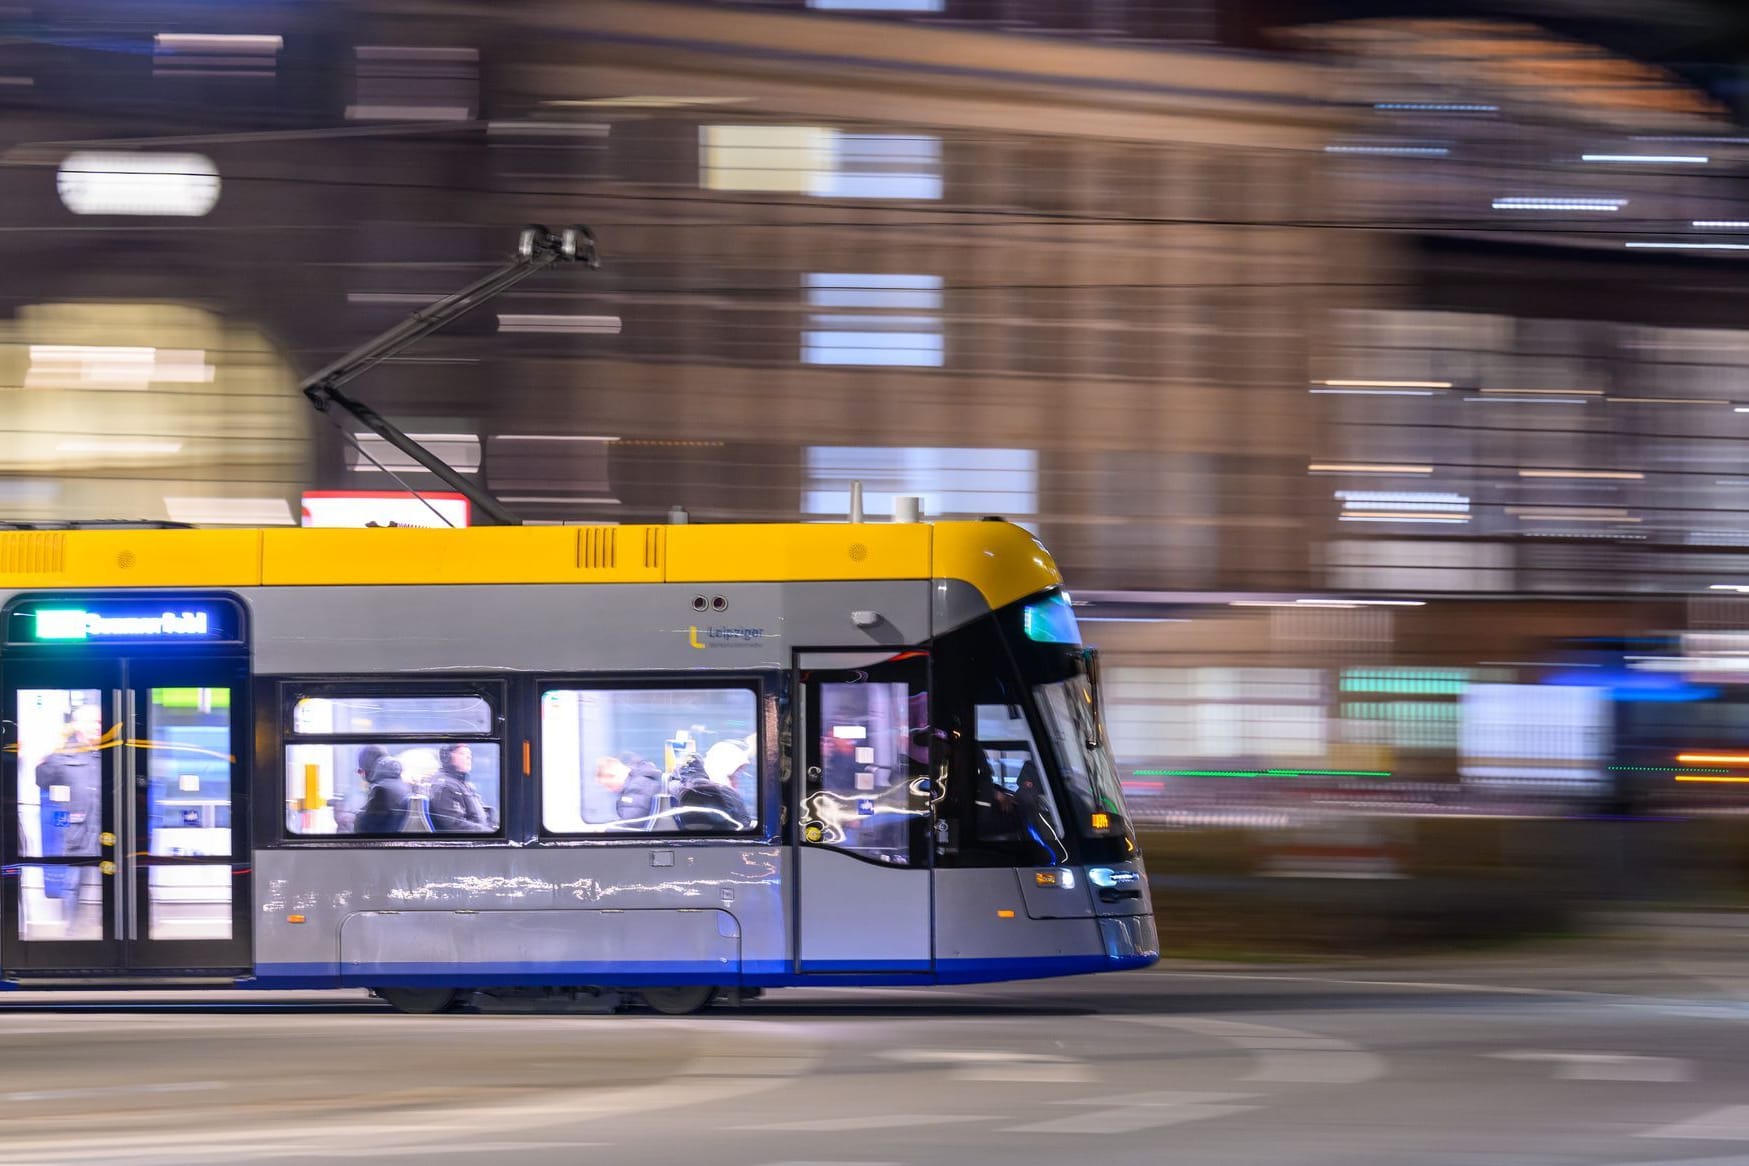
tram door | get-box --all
[795,651,933,973]
[2,632,250,975]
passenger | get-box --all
[674,747,751,832]
[427,743,492,832]
[354,756,411,834]
[611,752,664,823]
[333,744,388,833]
[35,704,104,911]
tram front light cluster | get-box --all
[1088,867,1140,889]
[1034,869,1077,889]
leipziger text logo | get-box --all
[688,625,769,649]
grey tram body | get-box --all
[0,577,1158,993]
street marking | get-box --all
[878,1048,1094,1083]
[2,1080,226,1102]
[1641,1106,1749,1141]
[1116,1016,1386,1084]
[0,1030,822,1161]
[741,1114,995,1132]
[951,1062,1094,1083]
[1007,1090,1259,1135]
[1489,1051,1691,1082]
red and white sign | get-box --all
[300,491,471,528]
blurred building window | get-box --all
[1105,667,1327,764]
[1460,683,1608,794]
[803,446,1036,522]
[803,274,944,366]
[347,46,477,122]
[700,126,941,198]
[0,302,308,526]
[345,432,480,476]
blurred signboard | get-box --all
[300,491,471,528]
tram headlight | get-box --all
[1088,867,1140,889]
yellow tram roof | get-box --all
[0,520,1062,613]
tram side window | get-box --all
[540,686,760,835]
[284,692,502,837]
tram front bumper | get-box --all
[1098,913,1159,968]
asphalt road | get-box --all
[6,938,1749,1166]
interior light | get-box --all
[57,151,220,217]
[1583,154,1708,164]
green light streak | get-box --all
[1133,768,1393,779]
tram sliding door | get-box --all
[795,651,933,974]
[2,657,249,975]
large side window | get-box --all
[284,688,502,838]
[540,685,760,835]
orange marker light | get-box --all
[1091,812,1111,830]
[522,740,532,776]
[1034,872,1058,886]
[287,914,306,924]
[997,909,1016,919]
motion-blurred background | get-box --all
[14,0,1749,940]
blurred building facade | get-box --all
[8,0,1749,805]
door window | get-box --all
[803,655,930,866]
[142,687,233,940]
[14,689,108,941]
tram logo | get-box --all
[688,625,769,649]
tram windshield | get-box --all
[1034,675,1127,829]
[1000,590,1138,862]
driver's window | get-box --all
[972,703,1065,846]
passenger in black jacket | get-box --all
[354,756,411,834]
[614,754,664,823]
[427,743,492,832]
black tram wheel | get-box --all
[639,985,717,1015]
[375,987,461,1015]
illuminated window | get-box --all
[285,689,502,838]
[0,302,310,526]
[701,126,941,199]
[819,135,942,198]
[803,274,943,367]
[803,446,1036,522]
[345,432,480,475]
[1105,667,1327,762]
[540,686,759,835]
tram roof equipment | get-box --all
[299,224,599,528]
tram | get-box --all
[0,518,1157,1012]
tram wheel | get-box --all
[639,985,716,1015]
[376,987,460,1015]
